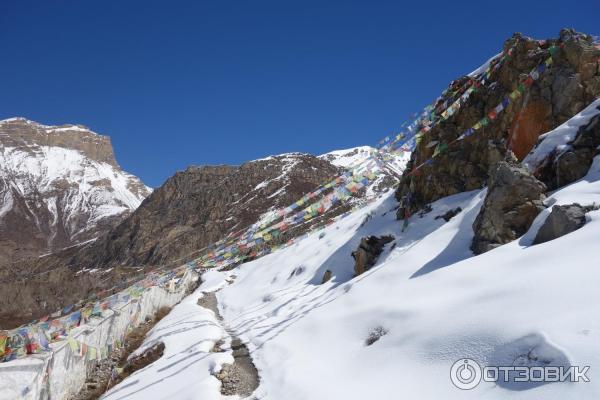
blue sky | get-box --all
[1,1,598,187]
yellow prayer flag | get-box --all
[68,337,79,353]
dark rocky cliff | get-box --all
[395,29,600,216]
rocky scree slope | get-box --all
[70,153,344,268]
[0,117,150,267]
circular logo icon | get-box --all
[450,358,482,390]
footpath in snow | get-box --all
[108,152,600,399]
[101,272,232,400]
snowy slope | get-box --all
[319,145,410,175]
[0,146,149,226]
[101,272,233,400]
[107,154,600,399]
[318,146,375,169]
[218,155,600,399]
[319,145,411,194]
[108,151,600,399]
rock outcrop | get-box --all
[471,162,546,254]
[434,207,462,222]
[396,29,600,218]
[533,203,590,245]
[352,235,394,276]
[528,106,600,190]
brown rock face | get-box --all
[0,117,118,166]
[396,29,600,216]
[507,101,551,160]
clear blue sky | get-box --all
[1,1,598,187]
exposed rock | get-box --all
[472,162,546,254]
[319,146,408,193]
[529,109,600,190]
[200,289,260,398]
[396,29,600,216]
[533,203,591,244]
[365,326,388,346]
[352,235,394,276]
[321,269,332,284]
[217,338,259,397]
[121,342,165,377]
[435,207,463,222]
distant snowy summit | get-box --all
[318,145,376,169]
[0,117,151,265]
[320,145,410,193]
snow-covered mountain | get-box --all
[69,148,409,270]
[318,145,375,168]
[98,29,600,400]
[319,145,410,195]
[0,117,151,265]
[105,98,600,400]
[0,145,408,327]
[5,27,600,400]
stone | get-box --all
[471,162,546,254]
[435,207,463,222]
[352,235,395,276]
[533,204,589,245]
[321,270,332,284]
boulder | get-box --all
[352,235,395,276]
[321,269,333,284]
[533,203,589,244]
[434,207,463,222]
[472,162,546,254]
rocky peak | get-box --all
[0,117,118,166]
[395,29,600,218]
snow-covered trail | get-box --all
[216,158,600,400]
[101,274,234,400]
[107,156,600,399]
